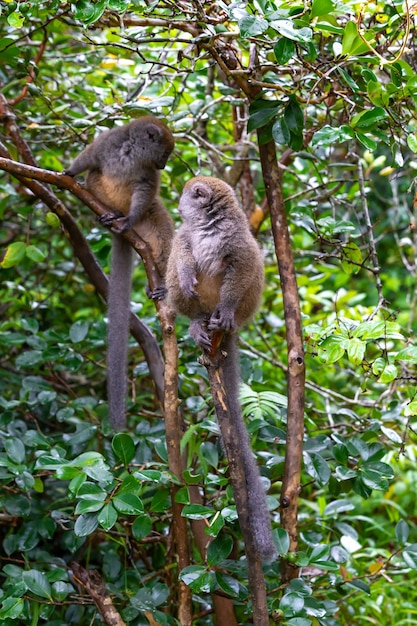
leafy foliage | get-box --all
[1,0,417,624]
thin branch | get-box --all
[352,152,385,311]
[71,562,126,626]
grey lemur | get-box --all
[166,176,276,562]
[65,116,175,430]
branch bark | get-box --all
[257,137,305,582]
[71,561,126,626]
[159,304,193,625]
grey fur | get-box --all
[166,176,276,562]
[66,116,175,430]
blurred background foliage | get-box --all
[1,0,417,624]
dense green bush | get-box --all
[1,0,417,624]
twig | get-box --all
[159,304,193,625]
[71,562,126,626]
[352,152,385,313]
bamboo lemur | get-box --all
[166,176,276,562]
[65,116,175,430]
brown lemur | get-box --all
[166,176,276,562]
[65,116,175,431]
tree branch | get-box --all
[71,562,126,626]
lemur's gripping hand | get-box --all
[208,306,236,332]
[99,212,131,234]
[189,320,212,352]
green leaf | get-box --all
[112,432,136,465]
[341,242,362,274]
[0,597,24,619]
[69,321,89,343]
[74,513,99,537]
[335,466,356,481]
[179,566,215,593]
[312,124,354,148]
[318,340,345,364]
[330,545,349,563]
[73,0,107,24]
[239,15,269,37]
[407,134,417,153]
[132,514,153,539]
[280,591,305,613]
[272,117,291,144]
[270,20,313,43]
[377,364,398,383]
[353,320,402,340]
[324,499,355,516]
[75,499,105,514]
[275,527,290,555]
[346,579,371,593]
[273,38,295,64]
[355,133,377,151]
[351,107,388,130]
[113,493,143,515]
[1,241,26,268]
[97,503,118,530]
[181,504,214,520]
[341,20,373,56]
[174,486,190,504]
[207,534,233,566]
[306,452,331,485]
[26,245,46,263]
[22,570,52,600]
[402,543,417,569]
[311,0,335,17]
[7,10,25,27]
[179,565,207,584]
[76,483,107,500]
[214,572,241,598]
[5,437,25,463]
[248,99,280,131]
[404,400,417,416]
[347,338,366,365]
[284,97,303,134]
[396,519,409,545]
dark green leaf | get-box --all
[74,513,99,537]
[113,493,143,515]
[181,504,213,520]
[132,514,153,539]
[112,432,136,465]
[274,38,295,64]
[207,533,233,565]
[0,597,24,619]
[97,503,118,530]
[22,570,52,600]
[248,100,280,131]
[284,97,303,134]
